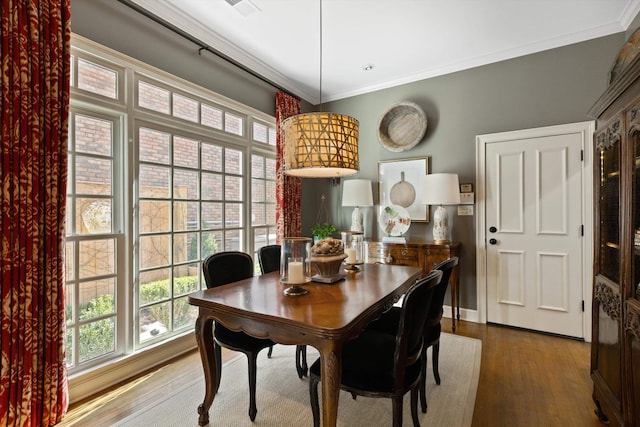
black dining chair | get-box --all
[368,257,459,413]
[257,244,308,378]
[257,244,281,275]
[308,269,443,427]
[202,251,276,421]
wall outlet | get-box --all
[460,192,474,204]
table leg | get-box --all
[456,277,461,321]
[450,288,456,332]
[319,342,342,427]
[194,314,218,426]
[450,266,460,332]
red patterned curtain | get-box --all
[0,1,71,426]
[275,92,302,241]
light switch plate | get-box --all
[458,205,474,216]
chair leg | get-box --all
[247,352,259,421]
[392,397,403,427]
[214,342,222,393]
[268,345,273,358]
[420,351,427,413]
[296,345,308,378]
[432,341,441,385]
[309,375,321,427]
[411,387,421,427]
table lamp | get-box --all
[342,179,373,233]
[421,173,461,243]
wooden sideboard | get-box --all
[367,240,461,331]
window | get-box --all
[252,121,277,146]
[65,109,124,369]
[251,153,277,265]
[68,39,276,375]
[136,123,247,345]
[77,57,118,99]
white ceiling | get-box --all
[130,0,640,104]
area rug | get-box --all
[115,333,481,426]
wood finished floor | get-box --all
[59,320,603,427]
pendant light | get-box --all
[281,0,359,178]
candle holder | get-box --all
[280,237,312,296]
[342,231,364,272]
[344,260,364,272]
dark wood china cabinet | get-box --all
[588,28,640,426]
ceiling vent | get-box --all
[224,0,260,17]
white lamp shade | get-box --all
[421,173,461,205]
[342,179,373,207]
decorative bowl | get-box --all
[377,101,427,152]
[311,253,348,277]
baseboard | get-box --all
[68,333,196,403]
[444,305,480,324]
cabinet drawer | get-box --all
[368,245,419,266]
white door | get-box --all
[481,123,591,338]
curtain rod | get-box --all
[116,0,299,100]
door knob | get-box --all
[489,226,497,233]
[489,238,497,245]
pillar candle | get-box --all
[288,261,304,284]
[345,248,356,264]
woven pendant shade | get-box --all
[281,112,359,177]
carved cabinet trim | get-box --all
[595,117,622,151]
[625,301,640,343]
[594,279,621,321]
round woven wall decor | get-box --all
[377,101,427,152]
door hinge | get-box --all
[581,224,584,236]
[582,300,585,312]
[580,149,584,161]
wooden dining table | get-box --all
[187,262,422,427]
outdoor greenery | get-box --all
[188,229,219,261]
[139,275,199,329]
[73,275,200,362]
[76,294,115,362]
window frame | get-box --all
[67,35,277,378]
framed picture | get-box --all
[378,157,429,222]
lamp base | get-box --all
[432,205,450,243]
[350,206,364,233]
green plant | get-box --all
[79,318,115,362]
[139,275,199,328]
[188,230,219,260]
[311,222,337,240]
[76,294,116,362]
[79,294,114,321]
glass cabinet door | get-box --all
[633,129,640,299]
[598,128,620,283]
